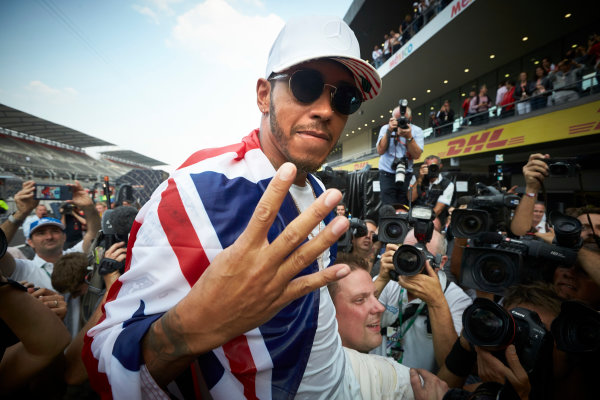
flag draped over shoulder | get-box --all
[83,129,336,399]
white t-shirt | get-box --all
[289,182,346,398]
[372,272,473,372]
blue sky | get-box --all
[0,0,353,172]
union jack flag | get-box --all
[83,130,337,399]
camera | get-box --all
[551,301,600,354]
[378,205,411,244]
[396,98,409,130]
[337,217,368,253]
[59,202,75,214]
[426,163,440,180]
[462,298,552,374]
[391,157,408,184]
[544,158,580,177]
[390,242,441,279]
[451,184,520,239]
[460,233,579,295]
[549,211,583,249]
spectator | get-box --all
[435,100,454,136]
[587,33,600,91]
[532,201,547,233]
[494,80,507,113]
[376,105,425,207]
[461,90,476,125]
[382,33,392,62]
[542,56,556,74]
[514,71,534,115]
[328,253,385,353]
[401,14,413,44]
[549,59,585,105]
[499,79,516,118]
[409,155,455,225]
[23,202,48,240]
[59,202,85,250]
[372,44,383,68]
[390,30,402,54]
[95,201,107,217]
[531,66,552,110]
[84,16,417,400]
[351,219,378,272]
[336,202,347,217]
[51,252,90,299]
[373,229,472,372]
[428,111,439,135]
[469,84,492,125]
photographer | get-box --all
[350,219,378,272]
[409,155,454,226]
[373,229,472,372]
[59,202,85,250]
[510,153,549,237]
[377,102,424,207]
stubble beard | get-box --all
[269,102,333,174]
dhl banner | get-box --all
[334,100,600,172]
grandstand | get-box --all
[332,0,600,207]
[0,103,166,202]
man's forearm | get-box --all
[407,140,422,160]
[510,190,537,236]
[80,205,101,254]
[428,298,458,368]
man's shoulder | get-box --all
[444,282,473,306]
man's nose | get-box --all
[309,86,335,118]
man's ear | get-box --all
[256,78,271,114]
[439,255,448,269]
[27,238,34,249]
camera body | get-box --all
[460,234,579,295]
[451,184,520,239]
[379,213,411,244]
[59,202,76,215]
[396,98,410,130]
[462,298,551,374]
[544,158,580,177]
[337,217,368,253]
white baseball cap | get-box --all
[265,15,382,101]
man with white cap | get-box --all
[85,15,415,400]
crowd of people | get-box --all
[1,14,599,400]
[372,1,453,68]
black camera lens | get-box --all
[461,215,483,234]
[385,222,406,241]
[479,255,509,284]
[552,301,600,353]
[393,244,425,276]
[550,211,582,249]
[463,298,515,348]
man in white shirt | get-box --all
[373,229,472,372]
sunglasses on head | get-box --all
[269,69,363,115]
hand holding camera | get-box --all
[397,260,445,308]
[476,345,531,400]
[522,153,549,193]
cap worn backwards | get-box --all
[265,15,382,101]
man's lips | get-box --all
[297,130,330,141]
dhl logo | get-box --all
[436,129,525,158]
[568,121,600,135]
[353,161,368,170]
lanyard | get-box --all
[387,288,425,362]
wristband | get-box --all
[444,337,476,377]
[525,192,536,198]
[406,137,414,143]
[8,212,24,225]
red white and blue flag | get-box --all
[83,130,336,399]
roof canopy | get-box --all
[101,150,165,167]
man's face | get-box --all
[553,265,600,307]
[95,203,107,214]
[519,72,527,81]
[333,269,385,352]
[532,204,546,226]
[267,60,353,173]
[28,226,66,256]
[36,205,48,218]
[336,205,346,216]
[578,213,600,248]
[352,222,377,254]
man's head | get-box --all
[336,202,347,217]
[35,204,48,218]
[519,71,528,81]
[553,262,600,308]
[469,90,476,98]
[503,282,562,330]
[95,201,107,216]
[532,202,546,226]
[479,84,487,95]
[27,217,66,260]
[329,253,385,352]
[575,207,600,249]
[52,252,89,298]
[351,220,377,257]
[392,105,412,122]
[258,16,381,174]
[423,155,443,181]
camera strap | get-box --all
[386,287,426,363]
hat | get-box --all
[265,15,381,101]
[29,217,65,238]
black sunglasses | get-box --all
[269,69,362,115]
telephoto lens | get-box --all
[395,161,406,183]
